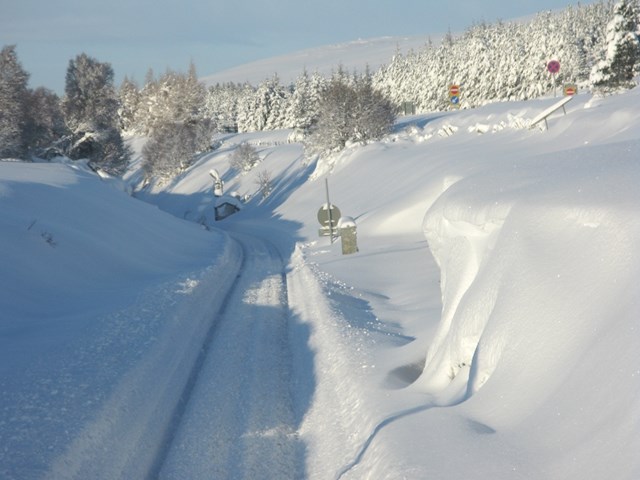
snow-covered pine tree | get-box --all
[590,0,640,92]
[374,2,612,112]
[235,84,257,133]
[237,75,288,132]
[132,69,159,135]
[0,45,29,158]
[118,76,140,134]
[283,70,326,137]
[203,82,243,132]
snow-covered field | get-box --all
[2,48,640,479]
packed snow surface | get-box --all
[2,86,640,478]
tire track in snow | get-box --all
[157,233,304,479]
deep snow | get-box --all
[2,60,640,480]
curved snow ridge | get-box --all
[418,185,512,402]
[416,152,640,427]
[45,236,243,480]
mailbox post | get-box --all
[338,217,358,255]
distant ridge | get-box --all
[200,35,439,86]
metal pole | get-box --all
[325,178,334,243]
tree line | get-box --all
[0,47,130,175]
[1,0,638,181]
[374,0,639,110]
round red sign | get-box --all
[547,60,561,74]
[449,85,460,96]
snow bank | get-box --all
[286,244,409,479]
[272,88,640,478]
[415,140,640,477]
[419,141,640,389]
[0,161,241,478]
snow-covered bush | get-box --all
[255,170,273,199]
[229,142,261,173]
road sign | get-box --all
[449,84,460,96]
[547,60,560,74]
[317,204,341,228]
[564,84,577,96]
[450,95,460,105]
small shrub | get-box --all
[229,142,260,173]
[255,170,273,199]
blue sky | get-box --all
[1,0,595,94]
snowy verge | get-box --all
[0,161,243,479]
[287,244,403,479]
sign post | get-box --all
[547,60,561,97]
[317,178,341,242]
[448,84,461,108]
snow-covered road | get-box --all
[158,233,304,479]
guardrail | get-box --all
[529,96,573,130]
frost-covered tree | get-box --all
[0,45,29,158]
[23,87,68,157]
[134,63,207,136]
[352,69,396,142]
[62,53,130,175]
[590,0,640,92]
[305,72,395,157]
[142,118,214,181]
[63,54,119,132]
[138,63,214,181]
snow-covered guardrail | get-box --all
[529,96,573,130]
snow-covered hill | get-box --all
[2,51,640,480]
[201,35,434,86]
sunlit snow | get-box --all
[2,45,640,480]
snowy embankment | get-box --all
[0,162,240,478]
[261,90,640,478]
